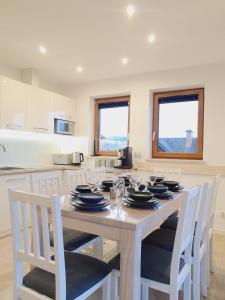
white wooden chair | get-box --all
[109,186,200,300]
[64,169,87,195]
[31,171,103,259]
[153,167,181,182]
[143,182,213,300]
[207,175,220,278]
[9,189,111,300]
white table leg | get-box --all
[119,227,142,300]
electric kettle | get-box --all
[72,152,84,165]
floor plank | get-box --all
[0,234,224,299]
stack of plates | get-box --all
[123,191,160,209]
[147,185,174,199]
[162,181,184,192]
[70,193,110,211]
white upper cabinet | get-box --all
[27,86,54,133]
[53,94,76,121]
[0,77,76,133]
[0,78,29,130]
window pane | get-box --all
[158,100,198,153]
[99,105,128,151]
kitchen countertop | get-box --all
[0,165,82,176]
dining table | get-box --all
[58,190,185,300]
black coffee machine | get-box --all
[114,147,133,169]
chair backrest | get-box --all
[86,166,106,183]
[171,186,200,283]
[31,171,62,196]
[9,189,66,299]
[208,175,220,229]
[193,182,213,255]
[64,170,87,193]
[153,167,181,181]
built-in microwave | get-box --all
[54,118,74,135]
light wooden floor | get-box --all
[0,234,225,300]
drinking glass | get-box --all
[149,175,157,186]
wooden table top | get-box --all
[61,192,184,231]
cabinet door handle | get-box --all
[6,124,22,129]
[7,177,26,182]
[152,131,156,141]
[33,127,48,132]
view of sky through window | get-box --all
[99,106,128,151]
[158,100,199,153]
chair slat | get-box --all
[30,204,40,257]
[21,202,31,255]
[41,206,51,261]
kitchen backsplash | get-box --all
[0,130,89,167]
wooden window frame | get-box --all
[152,88,204,160]
[94,96,130,156]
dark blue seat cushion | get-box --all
[23,251,112,300]
[50,228,97,251]
[108,244,184,285]
[143,228,175,252]
[160,216,178,231]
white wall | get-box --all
[0,130,89,168]
[64,62,225,234]
[64,62,225,166]
[0,62,64,94]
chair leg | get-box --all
[102,274,111,300]
[201,253,208,297]
[170,289,178,300]
[193,257,201,300]
[141,284,149,300]
[93,237,103,259]
[183,271,191,300]
[110,270,118,300]
[209,236,214,273]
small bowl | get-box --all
[102,180,113,187]
[76,185,92,193]
[155,176,164,183]
[148,185,168,194]
[162,181,179,188]
[129,191,154,202]
[78,193,104,204]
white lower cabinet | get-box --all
[0,174,31,238]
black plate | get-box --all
[129,191,154,202]
[72,198,109,207]
[148,185,168,193]
[153,191,174,199]
[124,197,159,206]
[76,185,92,193]
[162,181,179,188]
[123,198,160,209]
[77,193,104,204]
[72,202,109,211]
[168,185,184,192]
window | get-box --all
[94,96,130,156]
[152,88,204,159]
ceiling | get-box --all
[0,0,225,84]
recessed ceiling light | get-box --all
[76,66,83,73]
[39,46,47,54]
[122,57,128,65]
[148,33,156,43]
[126,5,135,16]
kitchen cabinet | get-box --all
[0,78,29,130]
[53,94,76,121]
[0,174,31,238]
[28,86,54,133]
